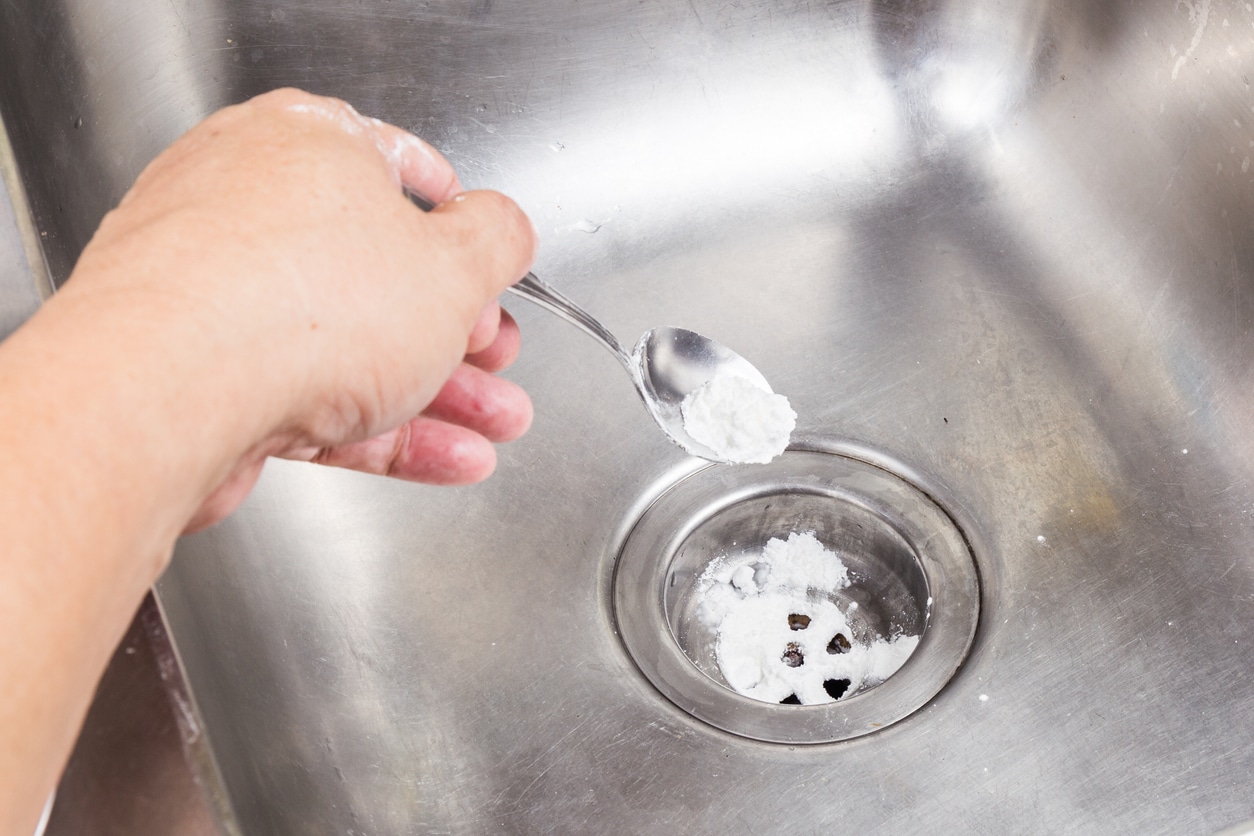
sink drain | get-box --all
[612,448,980,744]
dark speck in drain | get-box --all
[780,694,802,705]
[788,613,811,630]
[782,642,804,667]
[823,679,852,700]
[827,633,851,654]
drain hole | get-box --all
[826,633,851,655]
[823,678,852,700]
[615,449,981,742]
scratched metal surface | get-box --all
[4,0,1254,832]
[0,125,41,339]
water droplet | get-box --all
[573,219,606,234]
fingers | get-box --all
[467,307,521,372]
[281,356,531,484]
[280,314,528,476]
[421,362,532,442]
[247,90,535,340]
[426,190,537,301]
[245,88,463,201]
[299,418,498,485]
[257,91,536,339]
[364,117,461,203]
[466,301,501,356]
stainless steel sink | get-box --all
[5,0,1254,832]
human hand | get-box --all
[0,88,542,831]
[61,88,537,532]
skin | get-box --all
[0,88,536,834]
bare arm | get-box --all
[0,88,536,834]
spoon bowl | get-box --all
[632,326,774,462]
[507,271,774,464]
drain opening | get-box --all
[613,448,981,744]
[823,678,852,700]
[782,643,805,668]
[689,529,920,707]
[687,526,922,711]
[782,679,851,705]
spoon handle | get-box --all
[405,191,633,371]
[507,273,633,370]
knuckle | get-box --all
[250,87,312,110]
[423,191,538,311]
[461,190,537,278]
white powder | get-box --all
[285,100,437,186]
[681,373,796,464]
[695,532,920,706]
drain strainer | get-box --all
[613,448,979,744]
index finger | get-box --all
[366,117,462,204]
[253,89,463,203]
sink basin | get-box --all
[5,0,1254,831]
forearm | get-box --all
[0,285,256,834]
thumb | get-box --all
[424,190,537,304]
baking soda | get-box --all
[681,373,796,464]
[695,532,919,705]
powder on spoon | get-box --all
[681,373,796,464]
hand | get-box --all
[63,88,537,531]
[0,88,542,834]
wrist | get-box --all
[0,265,266,830]
[0,272,275,573]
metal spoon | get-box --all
[408,193,773,463]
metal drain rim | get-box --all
[612,446,981,744]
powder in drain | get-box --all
[681,373,796,464]
[695,532,920,706]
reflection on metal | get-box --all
[0,113,48,326]
[42,596,224,835]
[3,0,1254,832]
[144,597,243,836]
[32,791,53,836]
